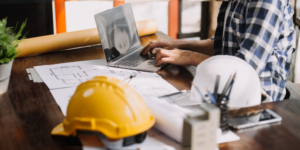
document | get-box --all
[43,63,178,115]
[50,87,76,115]
[35,63,166,90]
[50,74,179,115]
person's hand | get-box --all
[140,39,182,56]
[154,48,209,66]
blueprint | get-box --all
[34,64,163,90]
[35,62,179,111]
[50,77,179,115]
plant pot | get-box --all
[0,60,14,94]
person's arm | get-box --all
[153,49,210,66]
[175,39,214,56]
[140,38,214,56]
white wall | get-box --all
[181,1,201,40]
[65,1,169,35]
[65,1,113,32]
[126,1,169,35]
[65,1,200,39]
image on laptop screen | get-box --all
[94,3,141,62]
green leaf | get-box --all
[15,19,27,39]
[0,17,27,63]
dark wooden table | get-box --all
[1,31,300,150]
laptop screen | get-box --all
[94,3,141,62]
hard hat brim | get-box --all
[51,123,71,136]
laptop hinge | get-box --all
[109,47,143,65]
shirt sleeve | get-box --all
[211,37,215,42]
[234,0,285,75]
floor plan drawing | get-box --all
[49,65,99,85]
[34,64,160,90]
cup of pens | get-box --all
[192,73,236,134]
[215,96,229,134]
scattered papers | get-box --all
[41,61,178,115]
[27,68,43,82]
[28,59,108,83]
[34,59,238,149]
[29,68,43,83]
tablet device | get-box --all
[229,109,282,129]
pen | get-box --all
[158,90,186,98]
[192,82,209,103]
[226,73,236,101]
[206,87,216,104]
[123,73,137,84]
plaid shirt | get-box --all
[212,0,295,101]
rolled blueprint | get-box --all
[143,97,194,143]
[143,97,224,144]
[16,19,158,58]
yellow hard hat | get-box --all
[51,76,155,140]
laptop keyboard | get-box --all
[115,51,147,67]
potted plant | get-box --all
[0,18,27,94]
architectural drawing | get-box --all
[49,65,94,85]
[35,64,150,89]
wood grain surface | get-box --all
[0,31,300,150]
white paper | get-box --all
[34,63,167,90]
[143,97,194,143]
[26,68,30,73]
[163,91,201,106]
[28,74,32,80]
[83,128,181,150]
[27,59,107,83]
[50,77,179,115]
[218,130,240,144]
[29,68,43,83]
[50,87,76,115]
[184,65,196,77]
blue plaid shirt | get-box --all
[212,0,295,101]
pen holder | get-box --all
[215,101,229,134]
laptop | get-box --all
[94,3,161,72]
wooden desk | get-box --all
[1,31,300,150]
[220,100,300,150]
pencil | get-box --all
[159,91,185,98]
[226,74,236,101]
[191,82,208,102]
[220,72,236,102]
[206,87,216,104]
[221,74,233,97]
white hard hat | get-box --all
[190,55,261,108]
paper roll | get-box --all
[16,19,158,58]
[143,97,194,143]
